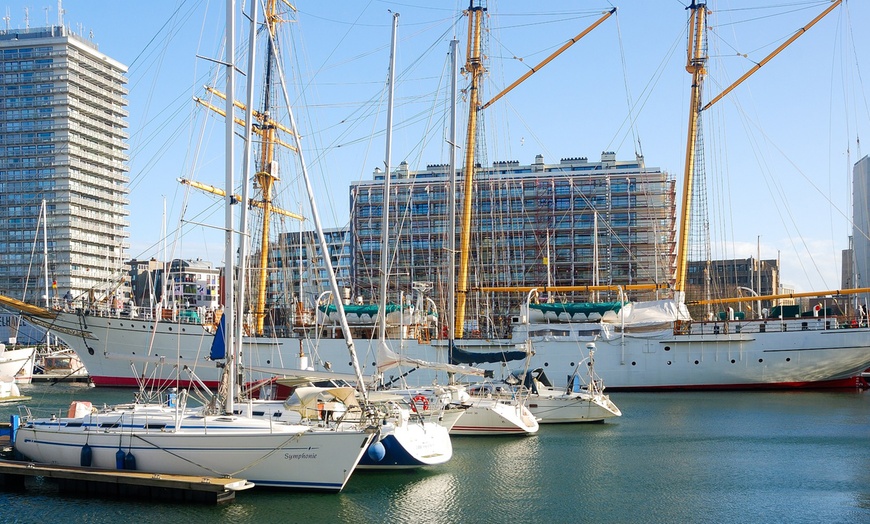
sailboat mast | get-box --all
[455,2,485,339]
[223,0,237,416]
[448,37,459,341]
[673,1,706,295]
[41,199,49,308]
[378,12,399,343]
[235,0,259,383]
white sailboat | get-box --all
[500,343,621,424]
[13,0,375,492]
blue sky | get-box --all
[3,0,868,293]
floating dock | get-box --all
[0,459,253,504]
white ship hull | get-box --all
[26,310,870,391]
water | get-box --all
[2,383,868,523]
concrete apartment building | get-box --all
[0,24,129,306]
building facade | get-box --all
[127,258,220,310]
[267,227,353,308]
[853,156,870,294]
[0,25,129,306]
[685,257,780,319]
[349,152,678,320]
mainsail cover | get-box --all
[376,340,486,376]
[209,315,226,360]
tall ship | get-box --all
[3,1,870,391]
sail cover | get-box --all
[209,315,226,360]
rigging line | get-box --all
[844,6,870,137]
[727,97,827,288]
[614,8,640,157]
[604,21,684,156]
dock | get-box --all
[0,459,253,504]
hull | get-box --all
[357,422,452,469]
[14,404,374,491]
[450,398,539,436]
[29,310,870,391]
[0,346,36,384]
[235,399,452,469]
[526,393,622,423]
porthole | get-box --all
[348,362,352,367]
[570,362,575,367]
[730,359,736,364]
[88,347,94,355]
[544,362,549,367]
[694,360,699,365]
[631,361,636,366]
[168,327,172,331]
[758,359,764,363]
[664,346,671,351]
[785,357,791,362]
[667,361,672,365]
[267,360,271,365]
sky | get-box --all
[2,0,868,293]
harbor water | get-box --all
[1,383,868,523]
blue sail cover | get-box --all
[529,301,623,315]
[209,315,226,360]
[448,341,527,365]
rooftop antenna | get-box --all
[58,0,64,27]
[3,8,10,31]
[23,7,29,31]
[44,7,49,26]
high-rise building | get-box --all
[0,25,129,306]
[853,156,870,293]
[349,152,677,319]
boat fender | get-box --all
[367,441,386,462]
[80,444,93,467]
[124,451,137,471]
[411,395,429,412]
[115,448,126,470]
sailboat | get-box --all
[13,0,376,492]
[3,2,870,392]
[494,343,621,424]
[238,13,454,469]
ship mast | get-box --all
[673,1,707,295]
[674,0,843,295]
[454,2,485,339]
[252,0,283,336]
[454,4,616,337]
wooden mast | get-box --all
[454,2,485,339]
[454,4,615,337]
[675,0,843,297]
[673,1,706,295]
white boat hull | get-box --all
[25,311,870,391]
[14,405,374,491]
[526,393,622,423]
[0,346,36,384]
[449,398,539,436]
[357,422,452,469]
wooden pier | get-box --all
[0,459,253,504]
